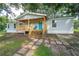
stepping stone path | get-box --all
[13,34,79,56]
[13,38,42,56]
[13,38,52,56]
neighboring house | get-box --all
[6,12,74,34]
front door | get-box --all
[38,22,42,30]
[34,22,43,30]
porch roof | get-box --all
[15,12,47,20]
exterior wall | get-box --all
[47,17,73,34]
[6,23,25,33]
[6,23,15,30]
[6,23,16,33]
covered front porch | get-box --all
[16,16,47,36]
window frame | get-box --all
[52,20,56,28]
[14,23,16,28]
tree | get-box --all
[0,4,13,15]
[0,16,8,31]
[0,3,79,21]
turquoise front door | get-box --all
[39,22,42,30]
[34,22,43,30]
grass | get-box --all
[74,29,79,32]
[33,44,53,56]
[0,38,28,56]
[0,31,5,37]
[0,32,29,56]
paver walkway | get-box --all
[13,34,79,56]
[13,38,43,56]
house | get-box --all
[6,12,47,36]
[6,12,74,35]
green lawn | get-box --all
[74,29,79,32]
[0,39,28,56]
[0,32,29,56]
[0,31,5,37]
[33,44,53,56]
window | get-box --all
[14,24,16,28]
[52,20,56,27]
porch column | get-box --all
[16,21,19,31]
[28,19,30,30]
[43,16,47,35]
